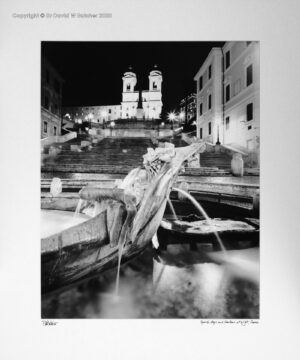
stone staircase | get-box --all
[200,151,232,170]
[42,134,89,152]
[42,135,234,176]
[42,137,153,174]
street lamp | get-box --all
[168,112,176,130]
[168,112,176,122]
[216,124,221,145]
[110,121,115,136]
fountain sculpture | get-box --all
[41,142,206,294]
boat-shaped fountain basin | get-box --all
[158,214,259,251]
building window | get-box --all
[153,81,157,89]
[126,84,130,91]
[225,84,230,102]
[225,51,230,69]
[43,121,47,133]
[199,103,203,116]
[246,64,253,86]
[199,76,203,91]
[44,96,49,109]
[54,126,57,136]
[208,94,212,110]
[208,122,211,135]
[46,70,50,84]
[108,109,112,114]
[200,128,203,139]
[247,103,253,121]
[208,65,212,79]
[225,116,230,130]
[248,125,252,130]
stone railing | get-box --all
[41,131,77,147]
[181,131,197,145]
[93,127,175,138]
[221,144,248,156]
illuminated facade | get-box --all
[194,42,260,152]
[63,66,163,124]
[179,93,197,122]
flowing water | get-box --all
[173,187,227,254]
[167,198,178,220]
[74,199,84,219]
[41,204,259,319]
[115,241,127,296]
[154,190,226,293]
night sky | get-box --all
[42,41,224,118]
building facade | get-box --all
[41,58,64,138]
[194,42,260,153]
[179,93,197,123]
[63,66,163,124]
[63,105,122,125]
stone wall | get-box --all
[95,128,174,138]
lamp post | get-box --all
[76,118,82,134]
[168,112,176,130]
[110,121,115,136]
[216,122,221,145]
[87,113,94,134]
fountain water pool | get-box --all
[42,244,259,319]
[41,141,259,317]
[41,210,90,238]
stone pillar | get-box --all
[231,153,244,176]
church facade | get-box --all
[63,66,163,124]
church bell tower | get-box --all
[121,66,139,119]
[143,65,163,119]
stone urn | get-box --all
[231,153,244,176]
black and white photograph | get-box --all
[41,41,260,319]
[1,0,300,359]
